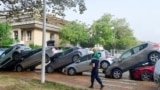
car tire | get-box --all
[13,52,21,61]
[68,67,76,76]
[141,71,152,81]
[16,65,23,72]
[46,65,54,73]
[100,61,109,69]
[111,68,122,79]
[148,52,160,63]
[72,55,80,62]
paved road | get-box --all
[0,71,158,90]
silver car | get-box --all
[0,44,31,70]
[64,52,115,76]
[98,50,115,69]
[154,60,160,89]
[105,41,160,79]
[15,48,53,72]
[45,47,87,73]
[63,54,93,75]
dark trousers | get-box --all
[90,70,102,86]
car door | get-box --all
[58,48,74,66]
[21,49,42,68]
[75,54,92,72]
[118,49,135,71]
[132,43,149,64]
[52,52,65,69]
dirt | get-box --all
[0,71,157,90]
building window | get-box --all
[27,31,32,41]
[14,31,18,40]
[50,33,54,40]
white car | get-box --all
[0,44,31,70]
[98,50,115,69]
[154,60,160,89]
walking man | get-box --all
[89,49,104,89]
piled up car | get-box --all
[63,49,115,76]
[0,44,31,70]
[104,41,160,80]
[45,46,92,73]
[15,47,53,72]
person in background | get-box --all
[89,49,104,89]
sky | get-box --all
[64,0,160,43]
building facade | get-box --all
[12,20,60,46]
[1,15,67,46]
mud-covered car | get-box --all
[45,47,87,73]
[105,41,160,79]
[15,48,53,72]
[0,44,31,70]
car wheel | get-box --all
[13,52,21,61]
[101,61,109,69]
[148,52,160,63]
[111,69,122,79]
[68,67,76,76]
[16,65,23,72]
[46,65,54,73]
[72,55,80,62]
[141,71,152,81]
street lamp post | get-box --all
[41,0,46,83]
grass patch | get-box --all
[0,75,88,90]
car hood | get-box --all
[134,66,154,71]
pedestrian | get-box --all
[89,49,104,89]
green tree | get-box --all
[0,0,86,18]
[110,18,138,50]
[91,13,138,50]
[60,21,90,46]
[0,22,14,47]
[91,14,114,49]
